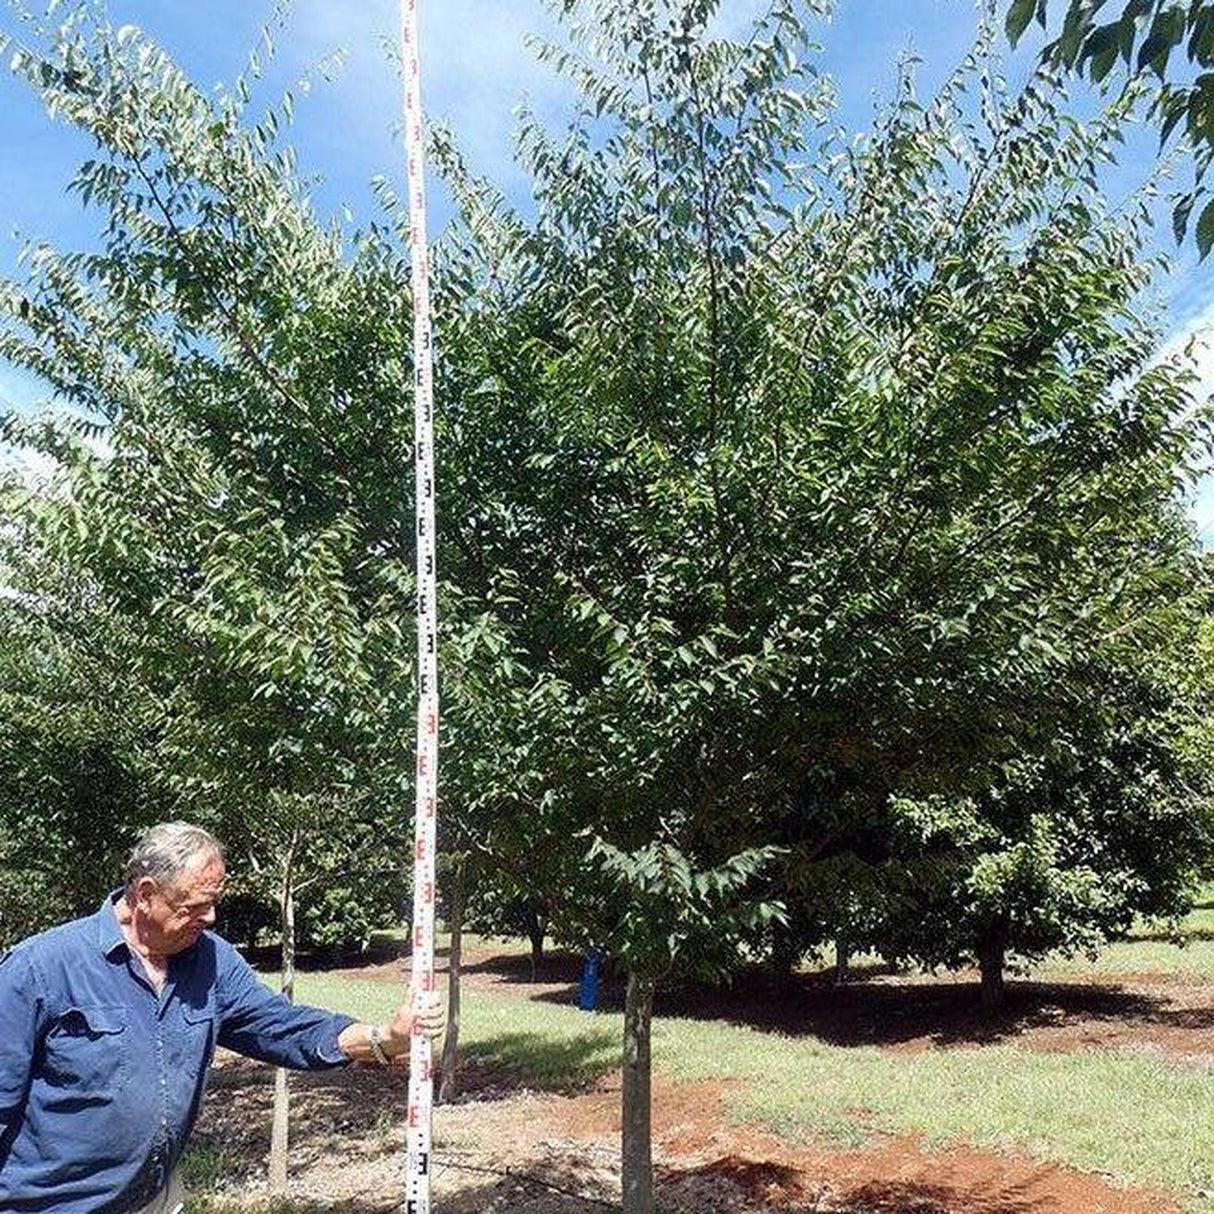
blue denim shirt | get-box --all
[0,895,355,1214]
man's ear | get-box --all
[133,876,160,909]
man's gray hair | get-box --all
[123,822,225,899]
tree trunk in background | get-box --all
[526,899,545,980]
[438,858,464,1104]
[834,931,850,986]
[269,836,298,1194]
[622,970,655,1214]
[977,927,1006,1013]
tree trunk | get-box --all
[526,900,545,981]
[622,970,655,1214]
[438,858,464,1104]
[269,839,297,1195]
[977,928,1006,1013]
[834,932,850,987]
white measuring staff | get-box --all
[399,1,439,1211]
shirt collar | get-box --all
[96,891,130,959]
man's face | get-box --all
[135,856,226,955]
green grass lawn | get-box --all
[1028,893,1214,982]
[282,968,1214,1213]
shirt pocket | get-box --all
[44,1005,130,1099]
[181,1004,216,1056]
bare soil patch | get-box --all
[194,1060,1184,1214]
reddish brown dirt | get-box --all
[195,1063,1185,1213]
[557,1076,1183,1214]
[191,942,1207,1212]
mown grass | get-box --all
[272,968,1214,1213]
[1028,892,1214,981]
[1031,934,1214,979]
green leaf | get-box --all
[1137,5,1187,77]
[1190,7,1214,66]
[1058,4,1090,65]
[1006,0,1040,45]
[1157,87,1190,146]
[1197,197,1214,260]
[1173,192,1197,244]
[1082,25,1121,81]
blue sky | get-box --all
[2,0,1213,519]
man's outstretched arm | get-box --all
[213,939,443,1068]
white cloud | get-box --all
[0,361,53,485]
[0,360,111,487]
[1189,477,1214,539]
[708,0,773,39]
[1160,300,1214,543]
[1159,301,1214,405]
[4,445,56,486]
[283,0,776,214]
[282,0,575,211]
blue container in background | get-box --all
[578,947,604,1011]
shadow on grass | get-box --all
[1126,928,1214,944]
[459,949,585,986]
[237,941,415,974]
[525,965,1213,1051]
[673,1157,1064,1213]
[457,1028,618,1092]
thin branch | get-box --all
[684,33,735,612]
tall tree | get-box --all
[428,6,1212,1202]
[0,489,175,944]
[0,0,566,1180]
[5,3,1212,1211]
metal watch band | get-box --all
[368,1023,392,1065]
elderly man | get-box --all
[0,821,444,1214]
